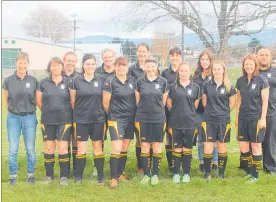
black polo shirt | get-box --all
[193,73,212,115]
[161,65,177,85]
[95,64,114,80]
[63,70,80,81]
[70,74,106,123]
[135,75,169,123]
[103,75,137,122]
[259,66,276,116]
[168,81,200,129]
[38,76,73,125]
[236,75,270,120]
[202,79,236,124]
[128,61,144,80]
[3,71,39,114]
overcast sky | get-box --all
[2,1,276,39]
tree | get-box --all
[117,1,276,60]
[22,6,72,43]
[122,40,137,62]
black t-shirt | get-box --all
[38,76,73,124]
[69,74,106,123]
[3,71,39,114]
[95,64,115,80]
[168,81,200,129]
[103,75,137,122]
[135,75,169,123]
[236,75,270,120]
[63,70,80,81]
[259,66,276,116]
[161,65,177,85]
[202,79,236,124]
[193,73,212,115]
[128,61,144,80]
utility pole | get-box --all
[70,13,80,52]
[181,2,185,61]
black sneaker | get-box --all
[212,164,218,172]
[199,164,204,173]
[204,174,211,182]
[40,176,53,184]
[74,177,82,184]
[27,176,35,184]
[218,174,225,179]
[60,177,68,186]
[9,177,17,186]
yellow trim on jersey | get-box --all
[60,123,72,140]
[201,122,207,142]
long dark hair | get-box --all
[193,49,213,79]
[81,54,96,73]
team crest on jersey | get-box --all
[208,76,212,81]
[267,73,271,78]
[94,82,99,87]
[155,84,160,89]
[129,83,133,89]
[187,89,192,95]
[60,84,65,89]
[25,82,30,88]
[251,83,256,89]
[220,88,225,94]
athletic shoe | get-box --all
[118,175,129,183]
[173,174,181,184]
[9,177,17,186]
[27,176,35,184]
[40,176,53,184]
[199,164,204,173]
[151,175,159,186]
[74,177,82,184]
[204,174,211,182]
[243,174,252,179]
[246,177,258,183]
[212,164,218,172]
[60,177,68,186]
[182,174,191,183]
[92,168,98,177]
[109,179,118,188]
[97,179,105,186]
[140,175,151,184]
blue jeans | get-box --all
[7,112,37,177]
[196,113,218,163]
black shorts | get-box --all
[165,130,173,146]
[201,122,231,143]
[41,123,73,141]
[168,128,196,149]
[74,122,106,141]
[238,119,266,143]
[135,122,166,143]
[108,120,135,141]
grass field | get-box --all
[2,68,276,202]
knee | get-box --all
[44,147,55,154]
[58,146,68,155]
[240,142,250,153]
[152,145,162,153]
[77,146,87,155]
[141,144,150,153]
[251,143,262,155]
[112,145,121,155]
[93,143,103,155]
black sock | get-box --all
[152,153,162,176]
[72,146,78,176]
[110,154,120,180]
[218,152,228,175]
[75,154,86,179]
[44,153,55,178]
[166,145,173,168]
[182,151,192,175]
[251,155,262,179]
[203,153,213,175]
[136,145,142,169]
[59,153,69,178]
[118,152,128,177]
[172,152,182,174]
[149,147,153,168]
[240,152,252,174]
[94,154,104,181]
[140,153,150,177]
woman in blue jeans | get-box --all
[3,52,38,186]
[192,50,218,173]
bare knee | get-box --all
[152,142,162,153]
[239,141,250,153]
[93,140,103,155]
[141,143,150,153]
[251,143,262,155]
[44,141,55,154]
[77,141,87,154]
[204,142,214,154]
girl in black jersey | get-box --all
[236,55,269,182]
[103,57,137,188]
[69,54,106,185]
[167,62,200,183]
[37,57,73,185]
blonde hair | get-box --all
[16,51,29,63]
[212,60,231,92]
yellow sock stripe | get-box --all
[183,151,192,155]
[166,149,174,152]
[44,158,55,163]
[94,155,104,159]
[59,158,70,162]
[140,153,150,157]
[153,153,163,158]
[76,154,86,159]
[203,154,213,158]
[110,154,120,158]
[218,153,228,157]
[172,152,182,158]
[120,153,128,157]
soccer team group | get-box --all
[3,43,276,188]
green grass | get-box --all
[2,67,276,202]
